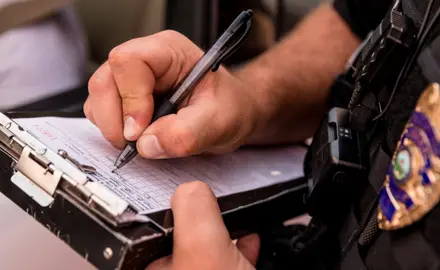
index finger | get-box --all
[107,31,204,141]
[88,62,125,148]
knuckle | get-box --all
[88,63,112,95]
[117,86,144,105]
[119,89,141,101]
[83,99,92,118]
[158,30,197,57]
[108,46,132,66]
[171,127,199,156]
[88,72,104,95]
[159,29,185,40]
[83,98,90,113]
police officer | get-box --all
[85,0,440,269]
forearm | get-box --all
[236,3,360,144]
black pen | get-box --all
[113,9,253,172]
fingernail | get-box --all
[139,135,165,159]
[124,116,138,140]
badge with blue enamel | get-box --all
[378,83,440,230]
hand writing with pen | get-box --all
[84,3,360,269]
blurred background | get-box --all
[0,0,324,113]
[74,0,322,67]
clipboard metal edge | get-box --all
[0,113,140,227]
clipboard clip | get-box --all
[0,115,132,225]
[211,10,253,72]
[58,149,97,174]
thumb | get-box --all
[149,181,258,270]
[236,234,261,266]
[145,256,172,270]
[137,101,231,159]
[170,181,234,266]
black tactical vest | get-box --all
[257,1,440,269]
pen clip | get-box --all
[212,18,252,72]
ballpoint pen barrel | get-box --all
[168,12,252,104]
[113,143,138,171]
[168,50,221,104]
[151,99,177,122]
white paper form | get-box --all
[15,117,307,214]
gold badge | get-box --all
[378,83,440,230]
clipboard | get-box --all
[0,111,308,270]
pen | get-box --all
[113,9,254,172]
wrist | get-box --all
[232,64,284,144]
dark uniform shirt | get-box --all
[256,1,440,269]
[328,1,440,269]
[334,0,394,39]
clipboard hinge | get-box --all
[16,146,62,196]
[10,144,134,224]
[0,117,130,220]
[7,145,61,207]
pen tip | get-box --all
[112,166,118,173]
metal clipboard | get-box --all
[0,111,308,269]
